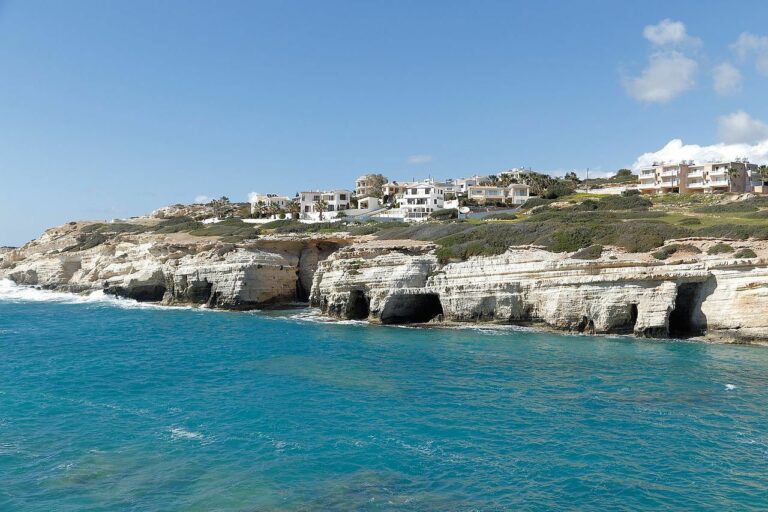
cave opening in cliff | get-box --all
[380,293,444,325]
[346,290,370,320]
[669,282,705,337]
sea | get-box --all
[1,279,767,511]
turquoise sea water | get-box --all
[1,282,767,511]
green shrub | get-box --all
[81,222,148,234]
[652,243,701,260]
[431,208,458,220]
[188,219,259,239]
[606,221,690,253]
[696,224,768,240]
[678,217,702,226]
[622,189,641,197]
[572,244,603,259]
[596,194,652,210]
[543,180,576,199]
[484,213,518,221]
[153,217,202,233]
[694,197,768,214]
[549,226,594,252]
[521,197,554,209]
[707,243,734,255]
[734,248,757,258]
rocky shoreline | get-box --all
[3,220,768,343]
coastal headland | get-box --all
[4,194,768,343]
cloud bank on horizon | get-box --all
[625,19,768,170]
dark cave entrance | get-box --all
[577,316,595,334]
[669,282,705,337]
[346,290,370,320]
[380,293,444,325]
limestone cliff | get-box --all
[0,221,345,309]
[310,239,768,343]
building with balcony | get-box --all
[465,184,530,205]
[249,194,291,215]
[401,181,446,221]
[355,174,387,198]
[639,160,759,195]
[299,190,352,220]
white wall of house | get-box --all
[401,182,445,221]
[299,190,352,220]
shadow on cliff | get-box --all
[668,277,716,337]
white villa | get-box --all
[299,189,352,220]
[466,184,530,205]
[401,181,446,221]
[249,193,291,215]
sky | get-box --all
[2,0,768,245]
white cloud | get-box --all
[731,32,768,75]
[643,19,701,47]
[632,138,768,170]
[623,51,698,103]
[718,111,768,144]
[194,195,211,204]
[712,62,742,95]
[407,154,433,164]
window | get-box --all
[339,194,347,200]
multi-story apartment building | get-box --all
[382,181,410,203]
[466,184,531,205]
[299,189,352,220]
[639,160,759,195]
[401,181,445,221]
[454,175,489,194]
[249,194,291,214]
[467,185,508,204]
[355,174,387,197]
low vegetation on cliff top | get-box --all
[64,192,768,261]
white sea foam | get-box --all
[725,383,737,391]
[169,427,205,441]
[0,278,185,311]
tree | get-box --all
[615,168,633,179]
[209,196,233,218]
[564,171,581,184]
[286,199,301,220]
[727,167,741,193]
[314,199,328,220]
[480,175,499,186]
[367,174,388,198]
[519,171,555,197]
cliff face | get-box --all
[310,240,768,343]
[0,222,345,309]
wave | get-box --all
[0,279,167,310]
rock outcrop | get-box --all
[310,239,768,343]
[0,221,346,309]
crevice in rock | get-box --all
[380,293,444,325]
[577,316,595,334]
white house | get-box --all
[355,174,387,197]
[454,175,489,194]
[401,181,445,221]
[249,193,292,215]
[506,183,530,205]
[299,190,352,220]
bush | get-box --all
[707,243,734,255]
[431,208,458,220]
[622,189,641,197]
[188,218,259,239]
[572,244,603,260]
[734,248,757,258]
[652,243,701,260]
[694,197,768,214]
[607,221,690,253]
[549,226,594,252]
[678,217,702,226]
[153,217,202,233]
[521,197,554,209]
[596,194,652,211]
[696,224,768,240]
[81,222,148,234]
[543,180,576,199]
[484,213,518,221]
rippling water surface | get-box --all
[1,281,767,510]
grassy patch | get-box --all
[572,244,603,260]
[652,243,701,260]
[734,248,757,258]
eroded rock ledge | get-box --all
[0,222,346,309]
[310,239,768,343]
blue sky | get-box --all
[2,0,768,245]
